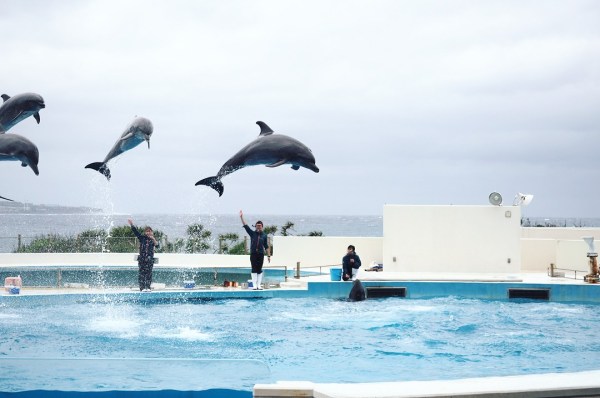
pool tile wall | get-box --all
[1,281,599,304]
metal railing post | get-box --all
[295,262,300,279]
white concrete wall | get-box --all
[522,227,600,240]
[271,236,383,269]
[520,229,600,272]
[382,205,521,273]
[557,240,593,272]
[521,239,556,272]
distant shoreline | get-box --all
[0,201,102,215]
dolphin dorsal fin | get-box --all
[256,121,274,136]
[1,94,10,102]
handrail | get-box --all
[548,263,585,280]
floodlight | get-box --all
[513,193,534,206]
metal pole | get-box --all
[295,261,300,279]
[284,266,288,282]
[57,268,62,288]
[17,234,22,251]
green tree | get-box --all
[77,229,108,252]
[106,225,138,253]
[218,232,240,254]
[281,221,295,236]
[185,223,212,253]
[263,225,278,235]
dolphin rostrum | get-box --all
[196,121,319,196]
[0,93,45,133]
[85,116,153,181]
[0,133,40,175]
[0,195,14,201]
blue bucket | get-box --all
[330,268,342,281]
[183,280,195,289]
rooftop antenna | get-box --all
[488,192,502,206]
[513,193,534,206]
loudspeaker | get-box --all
[583,237,597,256]
[488,192,502,206]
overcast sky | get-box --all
[1,0,598,217]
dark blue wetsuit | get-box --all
[243,224,269,274]
[131,225,159,291]
[342,252,361,281]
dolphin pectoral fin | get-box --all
[291,165,300,170]
[85,161,111,181]
[195,176,224,197]
[0,195,14,202]
[1,94,10,102]
[266,159,287,168]
[256,121,274,136]
[34,112,41,124]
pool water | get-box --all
[1,296,599,392]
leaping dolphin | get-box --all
[0,133,40,175]
[85,116,153,181]
[196,121,319,196]
[0,93,45,133]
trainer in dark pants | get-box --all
[128,218,160,292]
[240,210,271,290]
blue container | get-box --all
[183,280,195,289]
[330,268,342,281]
[8,286,20,295]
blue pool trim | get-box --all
[2,281,599,304]
[0,389,250,397]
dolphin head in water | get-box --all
[348,279,366,301]
[0,93,45,133]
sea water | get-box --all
[1,296,599,392]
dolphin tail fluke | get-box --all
[34,112,41,124]
[195,176,224,197]
[85,161,111,181]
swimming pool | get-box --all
[1,294,599,395]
